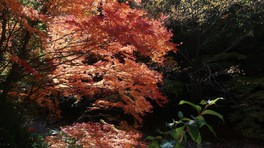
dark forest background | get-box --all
[142,0,264,141]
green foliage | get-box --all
[146,98,224,148]
[179,100,202,113]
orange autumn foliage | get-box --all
[39,0,176,123]
[1,0,176,124]
[45,122,147,147]
[0,0,56,115]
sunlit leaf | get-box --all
[207,97,224,106]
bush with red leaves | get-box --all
[45,122,147,148]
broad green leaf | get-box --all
[179,100,202,113]
[206,124,216,136]
[169,130,177,140]
[196,116,206,127]
[197,132,202,144]
[188,125,202,144]
[178,111,184,119]
[177,128,185,144]
[202,110,224,121]
[169,127,185,143]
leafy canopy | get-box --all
[0,0,176,124]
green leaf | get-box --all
[196,115,204,121]
[181,117,191,121]
[196,116,206,127]
[169,127,185,143]
[178,111,184,119]
[148,141,160,148]
[179,100,202,113]
[145,136,155,141]
[199,100,207,105]
[207,97,224,105]
[188,125,202,144]
[169,130,177,140]
[206,124,216,136]
[145,136,162,141]
[202,110,224,121]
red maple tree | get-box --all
[0,0,49,102]
[1,0,176,124]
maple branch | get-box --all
[3,20,20,51]
[33,40,110,72]
[32,35,97,58]
[26,80,55,100]
[0,27,33,99]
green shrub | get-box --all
[146,98,224,148]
